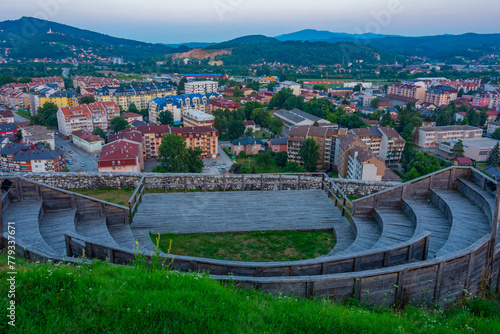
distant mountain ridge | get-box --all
[275,29,398,42]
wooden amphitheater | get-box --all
[1,167,499,307]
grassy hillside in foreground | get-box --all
[1,253,499,333]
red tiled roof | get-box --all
[98,140,140,167]
[456,157,473,164]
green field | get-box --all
[155,230,335,262]
[15,109,31,120]
[236,155,288,173]
[2,252,499,333]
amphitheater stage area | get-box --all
[131,190,345,235]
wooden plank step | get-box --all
[334,217,381,255]
[3,201,56,255]
[403,198,451,258]
[76,218,121,249]
[371,208,416,248]
[107,223,150,253]
[39,209,77,256]
[431,189,491,257]
[325,216,356,256]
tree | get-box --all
[256,151,273,168]
[299,138,320,172]
[452,140,465,157]
[158,111,174,125]
[353,83,363,92]
[93,127,107,142]
[370,97,381,109]
[487,143,500,167]
[313,84,326,91]
[232,85,244,98]
[285,161,304,173]
[32,102,58,127]
[244,127,253,138]
[228,120,246,140]
[177,77,187,94]
[275,151,288,167]
[110,116,130,133]
[230,163,243,174]
[156,134,203,173]
[492,128,500,141]
[79,96,96,104]
[16,130,22,140]
[437,110,452,126]
[268,118,284,136]
[127,103,139,114]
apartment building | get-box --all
[57,101,120,135]
[437,138,500,162]
[0,87,29,110]
[209,99,241,112]
[181,109,215,128]
[94,83,175,110]
[425,88,451,107]
[287,125,348,170]
[413,125,483,148]
[73,76,120,94]
[487,121,500,135]
[350,127,406,164]
[31,76,65,90]
[0,109,15,124]
[184,81,219,95]
[149,93,221,125]
[231,137,264,156]
[346,147,386,181]
[276,81,301,96]
[120,125,219,160]
[0,143,65,172]
[30,89,79,114]
[387,83,427,101]
[472,91,500,110]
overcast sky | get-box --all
[1,0,499,44]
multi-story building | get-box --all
[387,83,427,101]
[57,101,120,135]
[335,134,368,178]
[472,91,500,110]
[231,137,264,156]
[269,137,288,152]
[425,88,451,107]
[149,93,221,125]
[119,125,219,160]
[0,87,30,110]
[94,83,175,110]
[209,99,241,112]
[181,109,215,128]
[21,125,55,149]
[73,76,120,95]
[0,143,65,172]
[98,140,143,173]
[487,121,500,135]
[413,125,484,148]
[0,108,15,124]
[30,89,79,114]
[437,138,500,162]
[346,147,386,181]
[184,81,219,95]
[276,81,301,96]
[31,76,65,90]
[350,127,406,164]
[287,125,348,170]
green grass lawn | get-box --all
[69,188,164,206]
[154,230,336,262]
[15,109,31,120]
[2,252,499,333]
[236,155,287,173]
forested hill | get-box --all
[205,37,399,66]
[0,17,181,61]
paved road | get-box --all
[55,136,98,172]
[13,110,29,123]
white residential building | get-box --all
[184,81,219,94]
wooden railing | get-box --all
[128,176,146,224]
